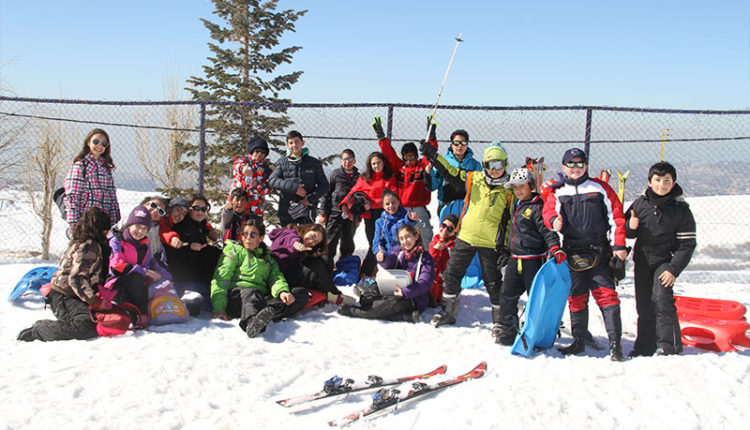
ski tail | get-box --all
[276,364,447,408]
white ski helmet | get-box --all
[504,167,534,189]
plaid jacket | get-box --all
[63,154,121,227]
[231,155,272,216]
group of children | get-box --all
[18,124,697,360]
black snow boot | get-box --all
[559,336,586,355]
[609,339,625,362]
[431,294,459,327]
[245,306,275,338]
[16,327,36,342]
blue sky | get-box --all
[0,0,748,109]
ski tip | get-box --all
[275,399,289,407]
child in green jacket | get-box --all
[210,218,310,338]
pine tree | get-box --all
[186,0,307,202]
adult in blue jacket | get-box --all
[430,129,482,213]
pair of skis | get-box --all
[275,362,487,427]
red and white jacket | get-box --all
[379,138,437,207]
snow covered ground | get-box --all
[1,190,749,429]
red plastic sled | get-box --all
[675,295,746,321]
[302,289,327,310]
[675,295,750,352]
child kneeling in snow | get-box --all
[338,224,434,322]
[211,218,310,338]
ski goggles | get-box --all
[451,140,468,146]
[402,153,417,161]
[564,161,587,168]
[483,159,507,170]
[147,202,167,217]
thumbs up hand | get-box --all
[628,210,639,230]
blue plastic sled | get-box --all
[511,259,572,357]
[8,266,58,301]
[439,201,483,289]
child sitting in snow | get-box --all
[109,205,173,317]
[17,207,112,342]
[373,189,419,262]
[269,223,355,306]
[427,214,459,307]
[211,218,309,337]
[159,196,190,249]
[338,224,434,322]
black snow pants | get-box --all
[441,238,503,306]
[19,290,98,341]
[226,286,310,331]
[497,257,545,331]
[633,261,683,354]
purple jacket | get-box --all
[381,248,435,312]
[269,228,304,273]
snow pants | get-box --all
[633,261,683,354]
[226,286,310,332]
[165,245,221,287]
[112,272,151,315]
[324,213,356,266]
[285,256,341,296]
[567,256,622,343]
[18,290,97,342]
[442,239,503,306]
[350,291,418,322]
[497,257,545,331]
[361,209,384,277]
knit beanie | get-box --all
[124,205,152,228]
[168,197,190,210]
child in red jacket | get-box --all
[372,116,437,244]
[427,214,458,307]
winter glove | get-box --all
[495,248,511,270]
[608,255,626,282]
[426,115,437,141]
[419,139,437,161]
[372,116,385,140]
[550,246,567,264]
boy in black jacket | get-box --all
[495,167,564,345]
[269,130,329,226]
[625,161,696,356]
[318,149,359,265]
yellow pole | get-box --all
[660,129,670,162]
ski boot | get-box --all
[431,294,459,327]
[609,339,625,361]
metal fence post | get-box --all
[198,102,207,194]
[584,107,593,160]
[386,104,394,139]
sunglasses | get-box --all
[402,153,417,161]
[147,202,167,217]
[564,161,587,168]
[92,138,109,148]
[483,160,507,170]
[440,222,455,233]
[190,205,209,213]
[241,231,260,239]
[451,140,468,147]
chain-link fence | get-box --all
[1,97,749,274]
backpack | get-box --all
[54,161,87,221]
[91,302,142,337]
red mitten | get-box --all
[550,246,567,264]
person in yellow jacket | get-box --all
[420,140,514,338]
